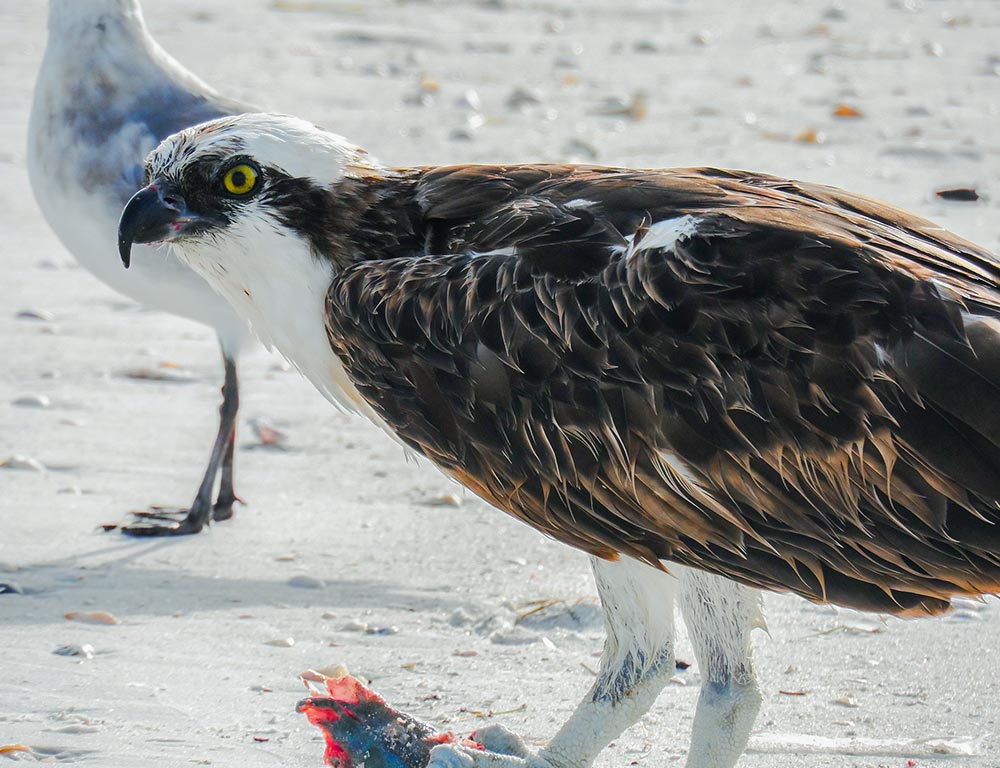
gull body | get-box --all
[29,0,255,534]
[119,113,1000,767]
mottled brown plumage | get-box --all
[321,164,1000,617]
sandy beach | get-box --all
[2,1,999,765]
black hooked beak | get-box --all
[118,183,192,269]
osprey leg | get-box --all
[680,568,763,768]
[122,343,241,536]
[428,556,678,768]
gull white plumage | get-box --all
[28,0,255,535]
[119,113,1000,767]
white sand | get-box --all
[2,1,999,766]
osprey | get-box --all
[28,0,255,535]
[120,113,1000,768]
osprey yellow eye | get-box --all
[222,163,259,196]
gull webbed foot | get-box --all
[211,503,236,522]
[117,348,242,537]
[119,504,212,537]
[211,489,243,521]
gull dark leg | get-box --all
[122,344,240,537]
[211,354,240,521]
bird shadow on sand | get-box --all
[0,536,470,626]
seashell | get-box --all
[54,644,96,659]
[365,625,399,636]
[12,395,50,408]
[15,309,55,321]
[65,611,120,625]
[288,575,325,589]
[0,455,47,473]
[0,745,32,755]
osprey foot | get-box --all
[428,726,553,768]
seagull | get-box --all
[119,112,1000,767]
[28,0,256,535]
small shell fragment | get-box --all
[833,695,860,708]
[12,395,50,408]
[54,643,96,659]
[265,637,295,647]
[121,366,194,382]
[418,73,440,93]
[288,575,325,589]
[833,103,864,118]
[340,619,369,632]
[366,625,399,636]
[0,455,47,473]
[796,128,826,144]
[65,611,120,625]
[925,738,980,756]
[506,86,544,111]
[0,745,32,755]
[16,309,55,322]
[935,187,979,202]
[301,663,351,683]
[45,723,102,734]
[249,418,289,447]
[424,493,462,508]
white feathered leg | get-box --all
[428,555,678,768]
[539,555,678,766]
[680,568,764,768]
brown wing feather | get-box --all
[328,165,1000,616]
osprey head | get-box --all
[117,112,373,268]
[117,113,384,412]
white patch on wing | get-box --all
[632,214,700,253]
[657,449,700,486]
[873,342,889,366]
[609,215,701,258]
[652,449,753,535]
[467,246,517,258]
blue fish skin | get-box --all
[299,694,440,768]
